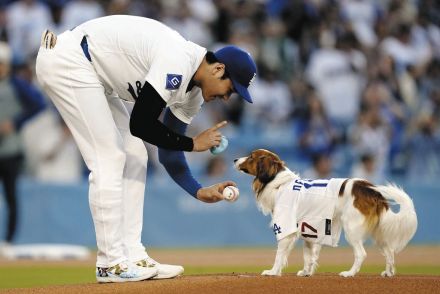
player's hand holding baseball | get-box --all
[196,181,237,203]
[192,121,227,152]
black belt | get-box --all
[80,36,92,62]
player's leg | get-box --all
[109,99,184,279]
[107,97,148,262]
[36,32,126,267]
[44,86,127,264]
[39,84,158,282]
[1,155,22,243]
[35,34,157,282]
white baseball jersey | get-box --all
[272,178,346,247]
[75,15,206,124]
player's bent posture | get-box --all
[35,16,257,283]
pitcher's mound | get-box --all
[5,274,440,294]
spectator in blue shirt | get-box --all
[0,42,45,245]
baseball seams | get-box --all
[223,186,239,202]
[41,30,57,49]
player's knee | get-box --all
[126,140,148,163]
[111,149,127,169]
[95,148,126,175]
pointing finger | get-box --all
[212,121,227,130]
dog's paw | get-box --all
[339,271,355,277]
[297,269,311,277]
[262,269,281,276]
[381,270,395,277]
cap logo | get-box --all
[249,73,256,87]
[166,74,182,90]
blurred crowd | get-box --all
[0,0,439,187]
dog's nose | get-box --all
[234,159,238,163]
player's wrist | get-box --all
[175,134,193,151]
[191,137,198,152]
[195,187,205,201]
[192,137,205,152]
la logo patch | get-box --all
[166,74,182,90]
[273,223,282,235]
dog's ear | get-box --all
[256,155,283,184]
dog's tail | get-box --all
[373,184,417,253]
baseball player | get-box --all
[35,15,257,283]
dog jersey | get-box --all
[75,15,206,124]
[272,178,346,247]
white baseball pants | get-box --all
[36,29,149,267]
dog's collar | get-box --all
[256,169,299,215]
[261,168,297,191]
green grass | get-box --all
[0,266,94,289]
[0,265,439,289]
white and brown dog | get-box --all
[234,149,417,277]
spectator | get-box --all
[0,6,8,42]
[162,0,213,47]
[21,108,83,184]
[302,153,334,179]
[46,0,65,34]
[405,115,440,183]
[349,105,391,181]
[362,80,406,172]
[340,0,382,49]
[306,32,367,136]
[258,18,299,80]
[419,60,440,117]
[0,42,45,245]
[385,0,418,32]
[296,90,338,158]
[205,156,227,178]
[246,69,292,130]
[61,0,104,32]
[106,0,131,15]
[380,23,427,74]
[351,153,381,183]
[187,0,217,25]
[123,0,163,18]
[6,0,52,62]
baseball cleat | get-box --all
[96,262,158,283]
[135,257,184,279]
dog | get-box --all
[234,149,417,277]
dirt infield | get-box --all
[3,274,439,294]
[1,246,439,293]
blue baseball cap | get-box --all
[214,46,257,103]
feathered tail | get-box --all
[373,184,418,253]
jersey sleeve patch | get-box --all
[166,74,183,90]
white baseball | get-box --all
[223,186,239,202]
